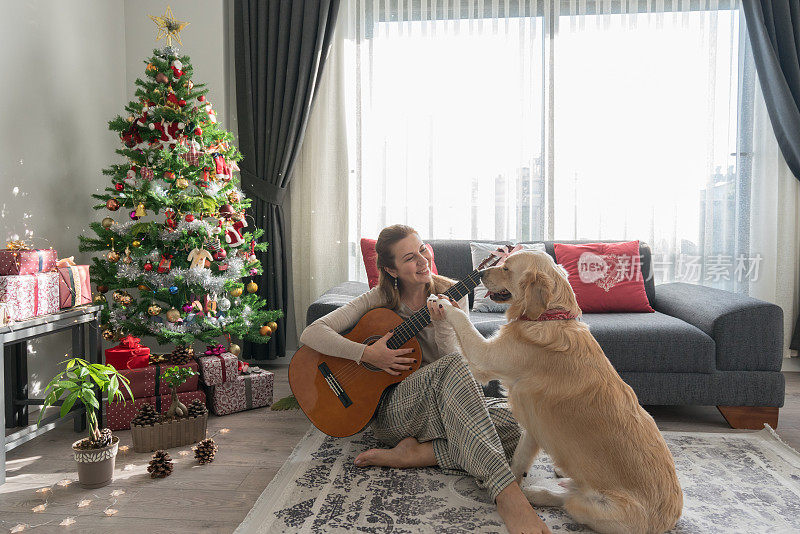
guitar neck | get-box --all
[386,269,482,350]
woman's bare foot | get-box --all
[354,437,436,468]
[496,482,551,534]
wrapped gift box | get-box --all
[0,248,57,276]
[208,369,273,416]
[0,272,60,321]
[57,264,92,308]
[106,389,206,431]
[119,361,199,399]
[197,350,239,386]
[105,335,151,371]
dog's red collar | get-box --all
[518,309,579,321]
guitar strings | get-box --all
[332,277,479,387]
[331,273,481,388]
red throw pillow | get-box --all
[360,238,438,288]
[553,241,654,313]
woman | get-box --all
[299,224,551,534]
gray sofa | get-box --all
[306,240,786,428]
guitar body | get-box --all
[288,307,422,437]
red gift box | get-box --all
[0,272,60,321]
[197,350,239,386]
[106,390,206,431]
[105,335,151,371]
[57,264,91,308]
[208,369,273,416]
[0,248,57,276]
[119,361,199,399]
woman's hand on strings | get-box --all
[361,330,416,376]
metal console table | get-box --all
[1,304,103,484]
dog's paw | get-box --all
[426,294,451,307]
[522,486,568,507]
[427,294,458,321]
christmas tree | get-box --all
[79,10,282,351]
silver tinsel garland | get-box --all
[115,257,245,294]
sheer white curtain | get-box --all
[342,1,768,291]
[289,16,350,347]
[290,0,799,357]
[749,69,800,359]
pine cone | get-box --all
[187,399,207,418]
[131,403,160,427]
[169,344,195,365]
[194,438,217,464]
[147,450,173,478]
[89,428,113,448]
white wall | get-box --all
[0,0,236,404]
[0,0,127,398]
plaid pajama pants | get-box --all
[369,352,522,502]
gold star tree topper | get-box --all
[149,6,189,46]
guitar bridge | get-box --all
[318,362,352,408]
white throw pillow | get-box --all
[469,242,547,312]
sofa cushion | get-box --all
[465,311,715,374]
[553,241,655,313]
[580,312,715,373]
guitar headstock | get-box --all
[477,244,521,270]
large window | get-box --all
[344,0,753,292]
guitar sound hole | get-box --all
[362,335,390,372]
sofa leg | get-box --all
[717,406,779,430]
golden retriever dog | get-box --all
[428,250,682,534]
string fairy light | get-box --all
[0,476,128,533]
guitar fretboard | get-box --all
[386,269,482,350]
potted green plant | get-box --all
[131,365,207,452]
[38,358,133,489]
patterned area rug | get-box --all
[235,425,800,533]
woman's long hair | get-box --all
[375,224,457,310]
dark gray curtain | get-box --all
[742,1,800,349]
[234,0,340,360]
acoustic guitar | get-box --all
[289,266,491,437]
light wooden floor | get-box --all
[3,367,799,534]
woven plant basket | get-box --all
[131,413,208,452]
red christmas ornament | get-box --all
[144,262,153,272]
[163,171,176,182]
[213,249,227,261]
[194,127,202,136]
[171,66,183,78]
[157,254,172,273]
[198,95,206,102]
[178,99,186,107]
[185,214,194,222]
[115,183,124,191]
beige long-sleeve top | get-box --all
[299,286,469,367]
